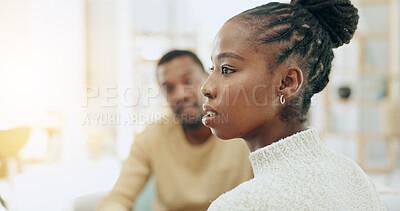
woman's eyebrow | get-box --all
[217,52,246,61]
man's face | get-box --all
[157,55,208,128]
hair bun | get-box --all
[291,0,359,48]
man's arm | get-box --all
[97,134,152,211]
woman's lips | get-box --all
[202,104,220,127]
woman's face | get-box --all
[201,20,283,140]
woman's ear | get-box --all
[277,66,303,99]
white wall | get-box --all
[0,0,32,127]
[0,1,86,210]
[0,0,85,128]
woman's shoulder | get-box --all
[208,147,386,211]
[321,146,371,180]
[207,177,285,211]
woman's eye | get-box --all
[221,66,235,75]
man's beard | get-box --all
[174,109,204,129]
[179,113,203,129]
[173,100,205,129]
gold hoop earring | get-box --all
[280,94,285,105]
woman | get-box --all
[201,0,387,210]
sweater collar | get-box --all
[249,128,323,176]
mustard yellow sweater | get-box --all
[98,115,253,211]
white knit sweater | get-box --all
[208,128,387,211]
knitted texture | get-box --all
[208,128,387,211]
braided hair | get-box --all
[232,0,359,123]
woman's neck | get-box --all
[243,120,306,152]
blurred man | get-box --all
[98,50,252,211]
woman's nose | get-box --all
[201,77,217,99]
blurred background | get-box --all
[0,0,399,210]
